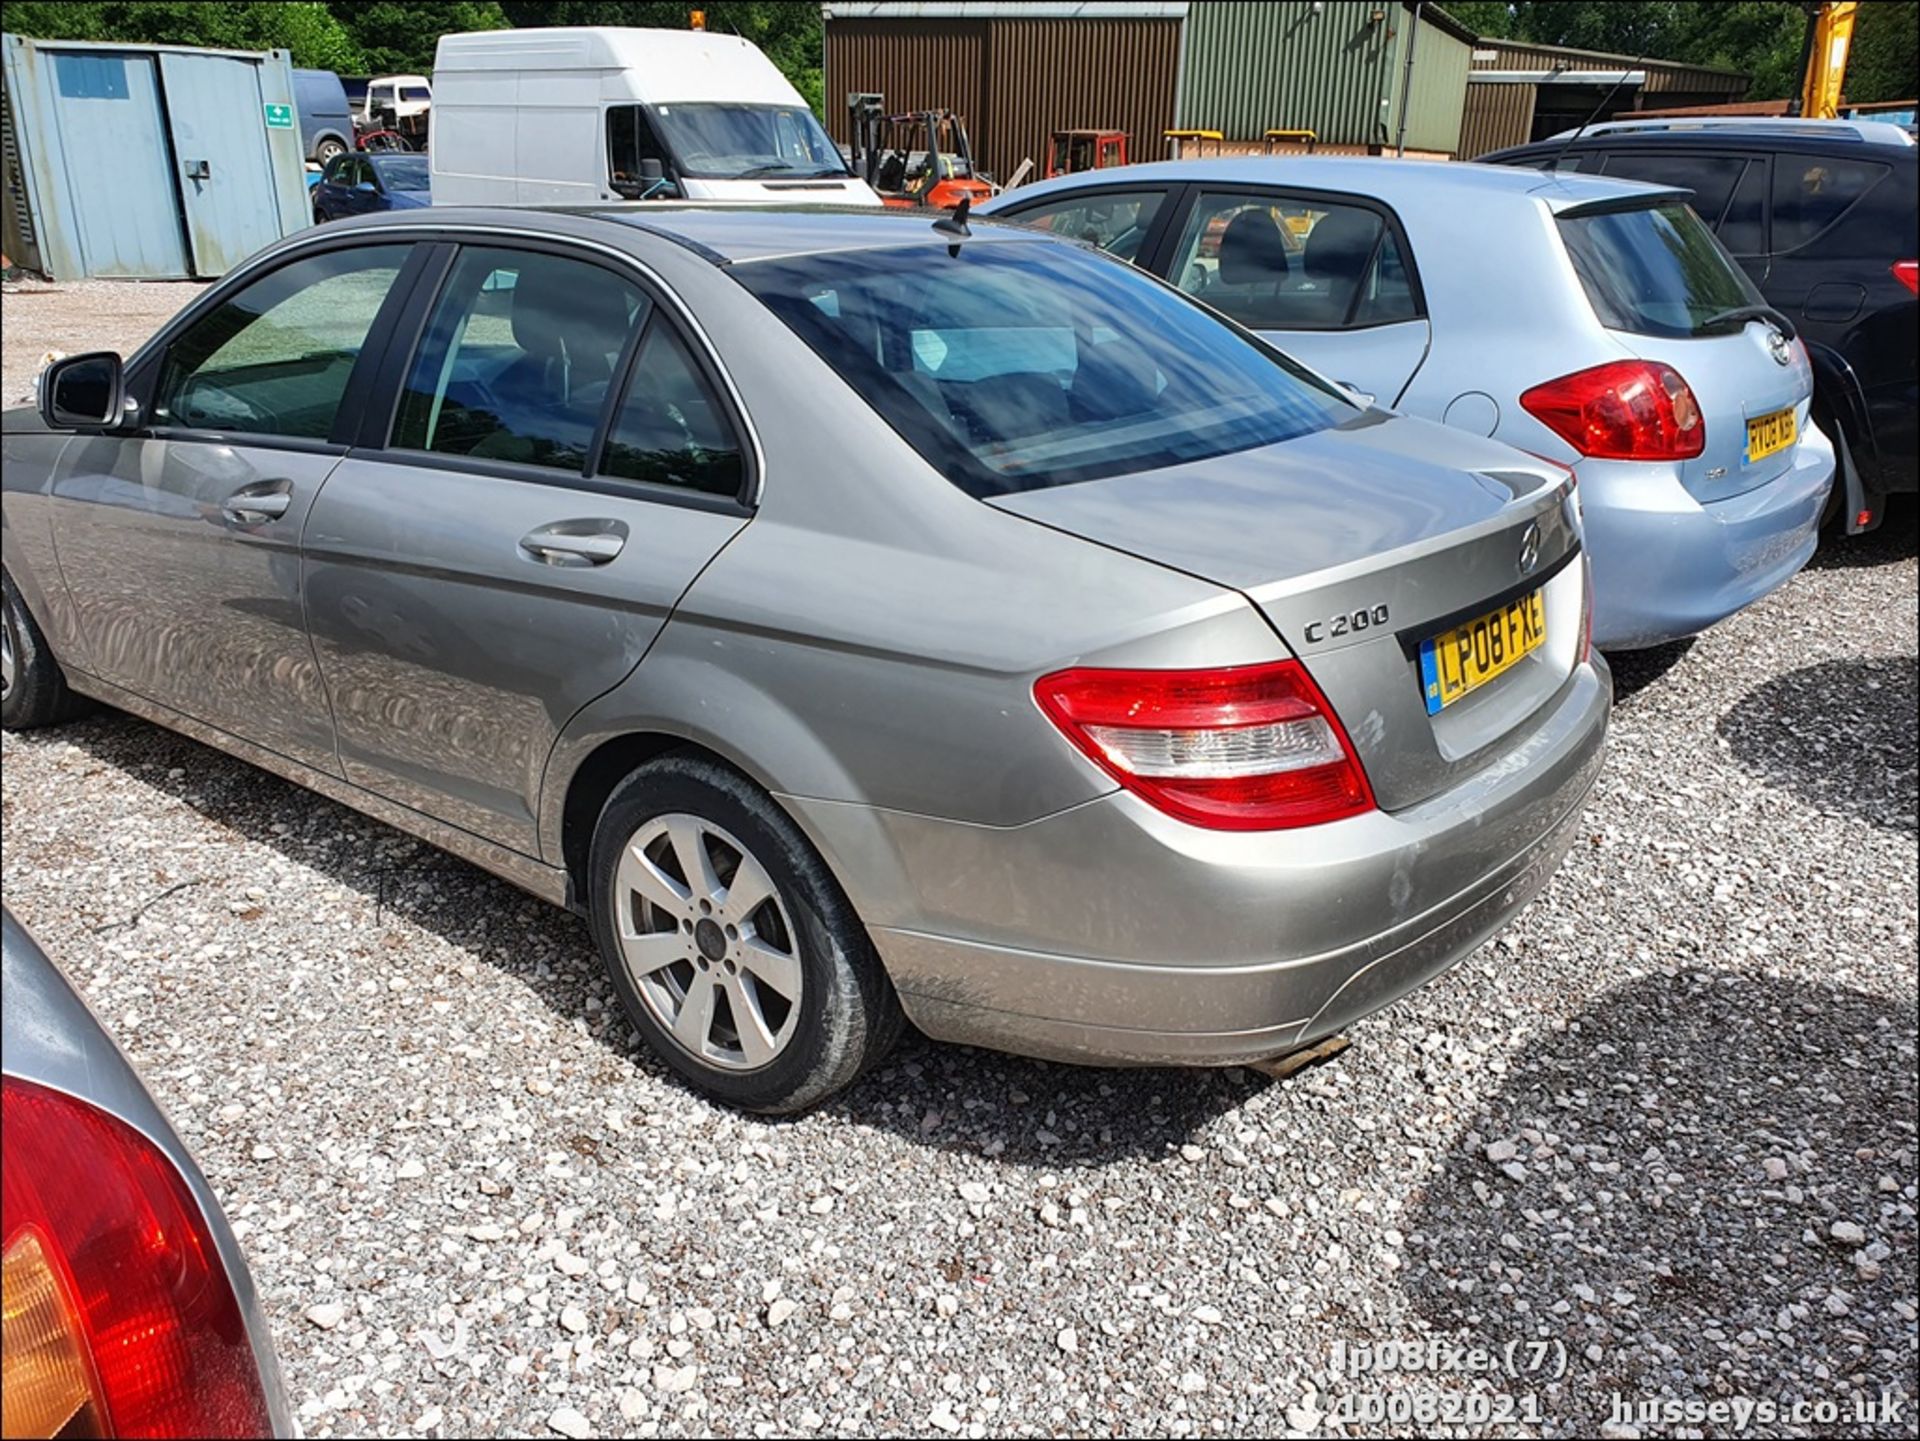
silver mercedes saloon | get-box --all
[1,206,1610,1112]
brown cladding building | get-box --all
[822,2,1185,184]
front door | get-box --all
[48,242,419,773]
[1154,186,1432,406]
[303,243,750,854]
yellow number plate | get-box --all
[1419,591,1547,715]
[1746,407,1796,465]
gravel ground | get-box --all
[1,277,209,405]
[2,285,1916,1438]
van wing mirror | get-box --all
[39,351,126,430]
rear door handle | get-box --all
[518,521,627,568]
[222,481,292,525]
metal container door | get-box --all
[41,50,191,277]
[157,51,286,275]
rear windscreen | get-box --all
[734,240,1353,497]
[1558,202,1763,339]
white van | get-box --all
[431,27,882,206]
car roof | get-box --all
[985,155,1681,214]
[1488,125,1919,162]
[555,204,1063,264]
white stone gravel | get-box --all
[3,287,1915,1438]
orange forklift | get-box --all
[1044,129,1129,178]
[847,93,995,209]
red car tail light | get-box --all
[1034,660,1376,830]
[1894,260,1918,295]
[1,1077,273,1440]
[1521,360,1705,461]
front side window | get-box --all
[1771,156,1887,252]
[153,245,409,438]
[1000,190,1167,262]
[736,240,1353,498]
[647,103,848,180]
[608,105,673,196]
[1558,202,1762,338]
[392,247,645,472]
[600,321,745,497]
[1167,192,1419,331]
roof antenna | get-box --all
[932,194,972,253]
[1546,54,1646,173]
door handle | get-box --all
[518,522,627,568]
[222,482,292,525]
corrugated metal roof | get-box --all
[823,3,1188,17]
[1470,37,1747,84]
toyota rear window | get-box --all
[1558,201,1764,339]
[735,240,1353,497]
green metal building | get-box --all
[1176,1,1477,155]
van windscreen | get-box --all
[649,103,849,181]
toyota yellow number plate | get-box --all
[1746,406,1796,465]
[1418,591,1547,715]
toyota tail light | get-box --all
[1034,660,1375,830]
[1521,360,1705,461]
[1,1076,274,1439]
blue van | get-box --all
[293,69,355,165]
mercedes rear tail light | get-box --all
[1034,660,1375,830]
[1,1076,274,1439]
[1521,359,1705,461]
[1894,260,1918,295]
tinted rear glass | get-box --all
[735,241,1352,497]
[1771,155,1888,251]
[1558,202,1762,339]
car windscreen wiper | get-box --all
[737,163,796,178]
[1698,303,1797,340]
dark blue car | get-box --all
[311,153,431,223]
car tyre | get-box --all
[588,752,905,1114]
[1,569,88,731]
[315,137,348,165]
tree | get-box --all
[1846,0,1919,104]
[3,2,363,70]
[324,0,510,74]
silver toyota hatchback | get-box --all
[1,207,1609,1111]
[983,159,1837,650]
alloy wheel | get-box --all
[612,814,803,1071]
[0,600,16,701]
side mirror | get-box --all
[39,352,125,430]
[640,159,664,180]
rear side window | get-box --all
[1558,202,1761,339]
[736,240,1352,498]
[1600,151,1751,227]
[1166,191,1419,331]
[1771,156,1888,251]
[392,247,645,473]
[1000,190,1167,262]
[600,321,745,497]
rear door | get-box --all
[1149,185,1431,406]
[302,240,750,855]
